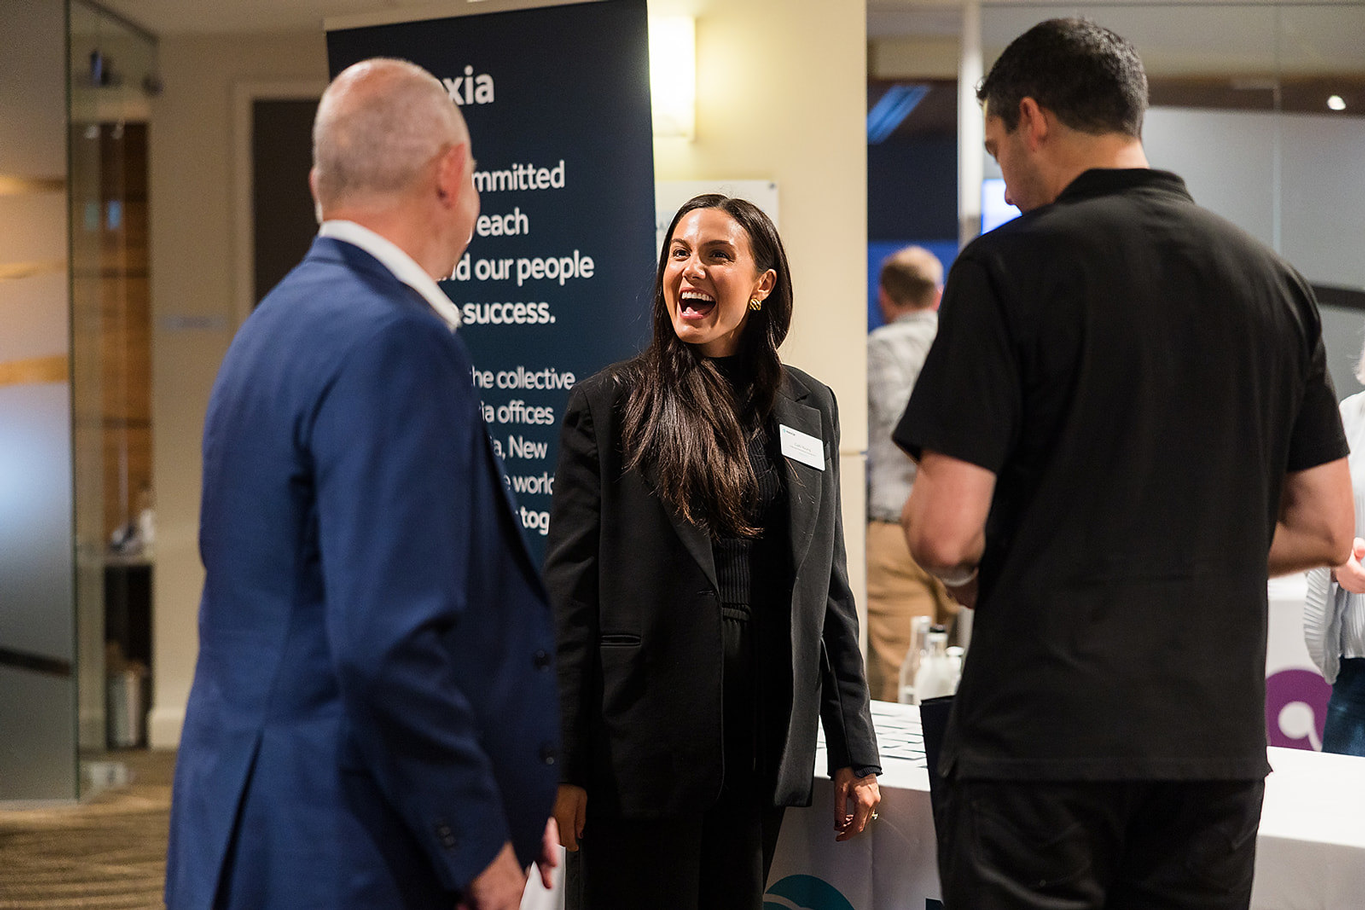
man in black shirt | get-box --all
[895,18,1353,910]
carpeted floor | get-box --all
[0,750,175,910]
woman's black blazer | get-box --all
[544,362,880,819]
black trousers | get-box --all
[564,795,785,910]
[566,608,785,910]
[935,777,1265,910]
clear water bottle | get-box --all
[946,645,965,691]
[913,626,958,704]
[955,606,974,653]
[898,615,933,704]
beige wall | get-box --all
[147,2,869,746]
[147,31,328,747]
[651,0,869,634]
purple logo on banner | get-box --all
[1265,668,1331,750]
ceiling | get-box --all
[97,0,472,35]
[98,0,1365,97]
[97,0,1365,44]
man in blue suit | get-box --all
[166,58,559,910]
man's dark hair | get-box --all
[977,18,1148,138]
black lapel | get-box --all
[771,371,825,573]
[642,460,720,591]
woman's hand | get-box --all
[1332,537,1365,594]
[831,767,880,842]
[553,784,588,852]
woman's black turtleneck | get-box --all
[707,355,789,790]
[708,356,785,612]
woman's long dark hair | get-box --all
[619,194,794,537]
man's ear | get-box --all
[877,286,897,321]
[435,142,469,208]
[1017,97,1050,150]
[308,167,324,218]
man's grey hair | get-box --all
[879,245,943,310]
[312,58,463,211]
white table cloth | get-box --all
[766,701,1365,910]
[525,637,1365,910]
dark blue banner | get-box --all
[327,0,656,562]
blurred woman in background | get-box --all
[1305,332,1365,756]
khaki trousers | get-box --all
[864,520,955,703]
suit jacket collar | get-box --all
[658,367,826,591]
[306,237,428,307]
[309,236,405,289]
[317,221,462,330]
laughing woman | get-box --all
[544,194,881,910]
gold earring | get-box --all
[748,297,762,312]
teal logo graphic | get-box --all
[763,875,855,910]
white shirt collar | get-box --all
[318,220,462,330]
[892,308,937,325]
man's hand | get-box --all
[945,573,979,609]
[1333,537,1365,593]
[456,842,526,910]
[832,767,881,842]
[534,817,560,890]
[553,785,588,852]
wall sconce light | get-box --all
[650,16,696,140]
[0,176,64,196]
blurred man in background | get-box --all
[865,246,954,702]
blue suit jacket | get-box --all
[165,238,559,909]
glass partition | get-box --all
[1,0,77,803]
[68,0,157,792]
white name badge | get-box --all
[780,424,825,471]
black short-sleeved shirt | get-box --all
[895,168,1347,781]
